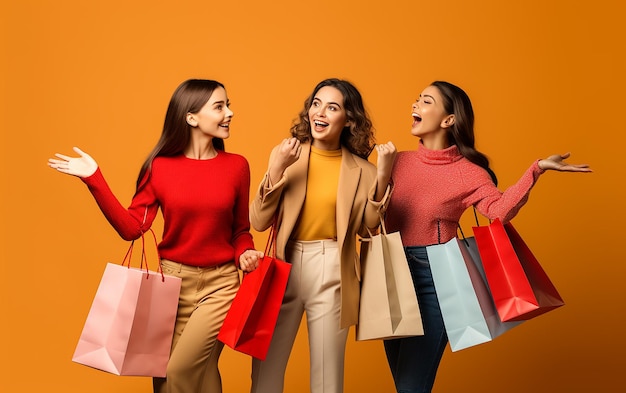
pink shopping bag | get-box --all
[72,230,181,376]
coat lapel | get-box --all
[336,146,361,246]
[281,142,310,235]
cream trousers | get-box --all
[251,240,348,393]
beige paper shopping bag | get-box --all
[356,218,423,341]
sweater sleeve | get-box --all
[249,145,287,232]
[231,158,255,263]
[81,168,159,241]
[471,160,545,223]
[366,180,392,227]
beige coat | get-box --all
[250,142,386,328]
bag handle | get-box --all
[363,212,388,242]
[378,212,388,236]
[121,228,165,281]
[264,216,279,259]
[457,207,486,247]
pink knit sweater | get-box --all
[385,144,544,247]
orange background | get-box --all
[1,0,624,392]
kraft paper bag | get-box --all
[356,220,423,341]
[427,237,522,351]
[473,219,564,322]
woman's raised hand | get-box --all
[374,141,397,201]
[538,152,592,173]
[48,147,98,178]
[275,138,301,170]
[268,138,302,185]
[376,142,397,177]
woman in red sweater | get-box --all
[375,81,591,393]
[48,79,264,393]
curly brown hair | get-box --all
[290,78,375,159]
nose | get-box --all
[314,105,327,117]
[226,106,234,118]
[412,102,418,111]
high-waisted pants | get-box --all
[153,259,240,393]
[251,240,348,393]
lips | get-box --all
[411,113,421,127]
[312,120,329,132]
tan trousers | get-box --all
[153,260,240,393]
[251,240,349,393]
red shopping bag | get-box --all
[473,219,564,322]
[72,230,181,376]
[218,225,291,360]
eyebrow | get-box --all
[420,94,436,102]
[313,97,343,108]
[211,100,228,106]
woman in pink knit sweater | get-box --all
[375,81,591,393]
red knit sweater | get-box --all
[82,152,255,267]
[385,144,544,247]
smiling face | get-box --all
[308,86,350,151]
[187,86,233,140]
[410,85,455,148]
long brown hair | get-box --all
[431,81,498,185]
[291,78,375,159]
[136,79,226,190]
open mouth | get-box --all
[313,120,329,129]
[412,113,422,126]
[219,122,230,128]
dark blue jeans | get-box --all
[384,246,448,393]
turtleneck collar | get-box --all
[416,141,463,165]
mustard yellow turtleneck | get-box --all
[291,145,341,241]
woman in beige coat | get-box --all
[249,78,390,393]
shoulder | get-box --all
[395,150,417,164]
[393,151,417,167]
[150,155,180,172]
[218,151,251,172]
[390,151,416,174]
[457,156,488,173]
[349,152,374,167]
[456,157,494,185]
[349,153,376,178]
[220,151,248,163]
[396,150,415,160]
[152,155,183,167]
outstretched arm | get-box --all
[47,146,154,240]
[47,147,98,178]
[475,152,592,223]
[538,152,592,173]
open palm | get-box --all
[538,152,592,173]
[48,147,98,178]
